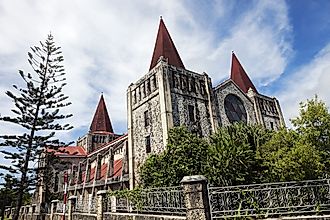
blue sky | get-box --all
[0,0,330,157]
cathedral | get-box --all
[36,18,285,203]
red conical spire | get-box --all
[230,52,257,93]
[149,17,185,70]
[90,94,114,133]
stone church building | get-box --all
[36,18,285,204]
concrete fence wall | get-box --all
[46,175,208,220]
[6,175,330,220]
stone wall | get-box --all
[104,213,186,220]
[128,66,163,184]
[213,80,256,126]
[168,67,213,137]
[253,94,285,130]
[72,213,97,220]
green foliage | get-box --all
[140,124,271,187]
[0,34,72,220]
[140,127,209,187]
[206,123,271,186]
[140,96,330,188]
[259,128,324,182]
[257,97,330,182]
[107,188,143,211]
[291,95,330,151]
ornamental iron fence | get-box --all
[104,186,186,216]
[75,196,97,214]
[208,178,330,219]
[55,201,65,214]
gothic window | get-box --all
[153,75,157,89]
[270,121,274,130]
[200,81,205,95]
[191,77,196,93]
[142,84,146,98]
[138,87,141,101]
[146,80,151,95]
[224,94,247,123]
[133,90,136,104]
[188,105,195,122]
[145,136,151,153]
[144,110,150,127]
[181,76,187,91]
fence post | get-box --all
[50,200,59,220]
[96,190,107,220]
[110,196,116,213]
[68,196,77,220]
[181,175,211,220]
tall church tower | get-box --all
[127,18,285,188]
[77,94,120,153]
[127,18,215,187]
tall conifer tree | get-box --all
[0,34,72,220]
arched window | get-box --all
[224,94,247,123]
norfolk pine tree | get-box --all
[0,34,72,220]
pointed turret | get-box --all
[149,17,185,70]
[230,52,257,93]
[90,94,114,133]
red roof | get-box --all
[149,18,185,70]
[82,159,123,182]
[230,52,257,93]
[90,94,114,133]
[47,146,87,157]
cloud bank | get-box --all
[0,0,300,144]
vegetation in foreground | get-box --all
[140,96,330,187]
[0,34,72,220]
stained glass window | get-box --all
[224,94,247,123]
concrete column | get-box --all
[181,175,211,220]
[96,154,102,180]
[123,142,128,174]
[203,73,217,133]
[78,162,83,184]
[158,64,173,148]
[107,148,114,178]
[110,196,116,213]
[274,97,286,128]
[85,159,91,184]
[68,196,77,220]
[50,200,59,220]
[127,85,135,189]
[96,190,107,220]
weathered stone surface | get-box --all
[213,80,257,126]
[104,213,186,220]
[128,60,285,188]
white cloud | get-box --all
[0,0,293,145]
[278,42,330,126]
[203,0,292,86]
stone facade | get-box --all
[127,56,285,187]
[213,80,257,127]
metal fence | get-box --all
[55,201,65,214]
[104,186,186,216]
[209,178,330,219]
[75,196,97,214]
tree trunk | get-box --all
[1,203,5,220]
[13,151,30,220]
